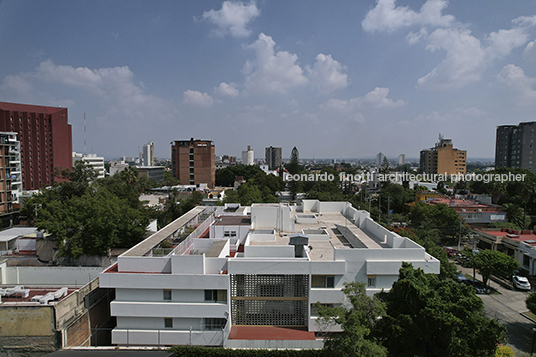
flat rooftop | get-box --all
[248,212,385,261]
[214,216,251,226]
[0,286,76,304]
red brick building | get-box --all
[0,102,72,190]
[171,139,215,188]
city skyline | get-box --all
[0,0,535,159]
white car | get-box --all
[513,275,531,291]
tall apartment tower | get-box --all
[241,145,254,165]
[265,146,282,170]
[420,135,466,175]
[0,132,22,213]
[375,152,385,166]
[0,102,72,190]
[398,154,405,166]
[495,122,536,173]
[142,141,154,166]
[171,139,215,188]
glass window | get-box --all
[164,318,173,328]
[368,276,377,287]
[163,289,172,301]
[312,275,335,288]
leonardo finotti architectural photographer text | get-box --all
[284,172,526,184]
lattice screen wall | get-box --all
[230,274,309,326]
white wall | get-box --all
[116,317,202,330]
[244,245,295,258]
[112,328,224,346]
[2,266,103,286]
[118,256,171,273]
[171,255,205,274]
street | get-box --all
[456,263,534,356]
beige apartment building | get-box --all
[420,136,466,176]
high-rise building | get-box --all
[0,132,22,213]
[171,139,215,188]
[495,122,536,173]
[241,145,254,165]
[375,152,385,166]
[265,146,282,170]
[72,153,105,179]
[420,135,466,175]
[398,154,405,166]
[142,141,154,167]
[0,102,72,190]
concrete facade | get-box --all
[0,132,22,214]
[0,102,73,190]
[73,153,105,179]
[420,136,466,175]
[496,122,536,173]
[265,146,282,170]
[100,201,439,348]
[241,145,254,165]
[171,139,215,188]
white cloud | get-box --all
[201,1,260,38]
[486,17,536,58]
[320,87,405,113]
[182,90,214,107]
[0,61,178,123]
[361,87,406,108]
[306,54,348,95]
[364,2,536,89]
[417,28,486,89]
[362,0,454,33]
[497,64,536,105]
[243,33,308,94]
[524,40,536,72]
[214,82,240,97]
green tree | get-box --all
[215,165,264,187]
[503,203,531,229]
[376,263,506,357]
[472,249,519,286]
[22,166,152,260]
[410,202,462,234]
[316,282,387,357]
[286,146,303,200]
[526,292,536,316]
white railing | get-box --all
[174,213,215,255]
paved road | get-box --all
[456,263,534,356]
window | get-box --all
[230,231,237,237]
[205,289,227,302]
[310,303,334,316]
[311,275,335,288]
[204,318,227,330]
[368,276,377,288]
[163,289,172,301]
[224,231,230,237]
[164,318,173,328]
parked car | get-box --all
[461,279,490,294]
[445,248,459,257]
[455,271,467,283]
[513,275,531,291]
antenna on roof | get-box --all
[84,113,87,155]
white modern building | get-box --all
[100,200,439,348]
[241,145,254,166]
[398,154,405,166]
[72,153,105,179]
[142,142,155,167]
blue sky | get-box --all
[1,0,535,160]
